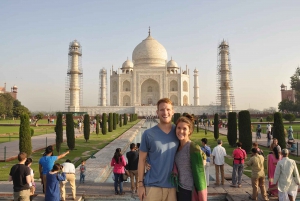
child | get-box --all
[25,158,35,201]
[79,160,86,183]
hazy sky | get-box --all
[1,1,299,112]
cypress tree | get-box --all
[66,113,75,150]
[113,113,117,130]
[108,113,113,132]
[96,115,100,135]
[227,112,237,147]
[214,113,219,140]
[55,113,63,153]
[238,110,252,153]
[84,114,90,142]
[19,113,32,156]
[119,113,123,127]
[102,113,107,134]
[173,113,180,124]
[273,112,286,149]
[196,119,199,133]
[116,113,119,125]
[124,113,128,125]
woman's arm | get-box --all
[57,151,70,160]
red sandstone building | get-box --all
[280,83,295,102]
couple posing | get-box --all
[138,98,207,201]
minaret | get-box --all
[193,69,200,106]
[67,40,82,112]
[218,40,234,112]
[99,68,107,106]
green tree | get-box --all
[238,110,252,153]
[116,113,119,125]
[227,112,237,147]
[102,113,107,134]
[55,113,63,153]
[278,99,296,112]
[19,113,32,156]
[266,114,274,122]
[173,113,181,124]
[34,112,44,126]
[113,113,117,130]
[84,114,90,142]
[108,113,113,132]
[119,114,123,127]
[0,93,14,118]
[283,113,296,122]
[214,113,219,140]
[124,113,128,125]
[66,113,75,150]
[273,112,286,149]
[96,115,100,135]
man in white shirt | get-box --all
[273,149,300,201]
[60,159,76,201]
[211,140,227,185]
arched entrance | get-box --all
[141,79,159,105]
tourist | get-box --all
[252,142,264,156]
[274,149,300,201]
[111,148,126,195]
[246,148,269,201]
[270,138,281,153]
[136,143,140,151]
[266,123,272,147]
[138,98,178,201]
[230,142,247,188]
[60,159,76,201]
[256,124,262,139]
[79,160,86,184]
[9,152,31,201]
[267,147,282,197]
[174,114,207,201]
[126,143,139,194]
[45,163,66,201]
[211,139,227,185]
[288,126,294,140]
[25,158,35,201]
[39,146,70,193]
[201,138,211,187]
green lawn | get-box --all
[0,119,54,124]
[0,120,139,181]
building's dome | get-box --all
[132,32,167,67]
[220,40,228,46]
[122,59,134,68]
[71,40,80,47]
[167,59,178,68]
[12,85,18,89]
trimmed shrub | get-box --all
[196,120,199,133]
[116,113,119,125]
[30,128,34,137]
[124,113,128,125]
[119,114,123,127]
[102,113,107,134]
[227,112,237,147]
[273,112,286,149]
[66,113,75,150]
[84,114,90,142]
[238,110,252,153]
[173,113,181,124]
[96,115,100,135]
[266,114,274,122]
[113,113,117,130]
[214,113,219,140]
[108,113,113,132]
[55,113,63,153]
[283,113,296,122]
[19,113,32,156]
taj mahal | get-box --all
[65,29,235,116]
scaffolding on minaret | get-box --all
[216,40,235,113]
[65,40,83,111]
[98,68,108,106]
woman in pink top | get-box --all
[111,148,126,195]
[267,146,282,197]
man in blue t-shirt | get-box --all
[138,98,179,201]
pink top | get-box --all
[233,148,246,164]
[111,155,126,174]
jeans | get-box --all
[114,173,123,194]
[232,164,244,185]
[177,186,192,201]
[80,173,85,183]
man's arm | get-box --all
[8,175,12,182]
[138,150,147,200]
[293,161,300,185]
[57,151,70,160]
[273,162,281,184]
[245,157,252,166]
[26,175,31,185]
[39,164,42,178]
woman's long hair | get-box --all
[273,147,279,160]
[113,148,122,164]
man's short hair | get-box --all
[236,142,242,147]
[66,159,71,163]
[251,148,258,154]
[281,148,289,156]
[217,139,222,144]
[201,138,208,144]
[156,98,173,109]
[252,142,258,147]
[18,152,27,162]
[130,143,136,150]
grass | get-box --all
[0,120,140,181]
[0,119,52,124]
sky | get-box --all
[1,1,300,112]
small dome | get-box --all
[193,69,198,73]
[13,85,18,89]
[281,83,286,88]
[220,40,228,46]
[167,59,178,68]
[122,59,134,68]
[132,32,167,67]
[70,40,80,47]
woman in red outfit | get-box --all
[111,148,127,195]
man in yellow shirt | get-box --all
[246,148,269,201]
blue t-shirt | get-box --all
[39,156,58,175]
[201,145,211,162]
[140,125,179,188]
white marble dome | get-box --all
[132,34,167,67]
[167,59,178,68]
[122,59,134,68]
[71,40,80,47]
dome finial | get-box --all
[148,26,151,36]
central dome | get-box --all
[132,33,167,67]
